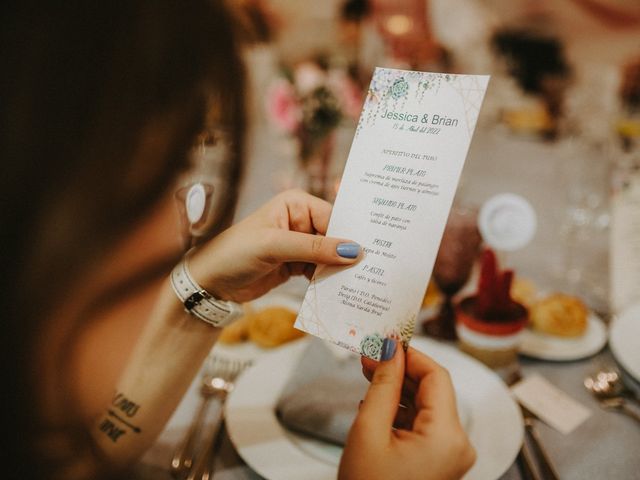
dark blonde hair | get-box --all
[0,1,246,477]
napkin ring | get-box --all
[170,255,243,328]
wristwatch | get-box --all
[170,256,243,327]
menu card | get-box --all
[295,68,489,359]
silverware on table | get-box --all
[584,368,640,406]
[170,375,219,478]
[584,368,640,423]
[171,356,250,480]
[515,440,541,480]
[520,405,560,480]
[596,397,640,423]
[506,369,560,480]
[186,356,244,480]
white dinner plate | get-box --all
[209,290,305,364]
[519,313,608,361]
[226,336,523,480]
[609,302,640,382]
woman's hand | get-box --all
[189,189,360,302]
[339,340,476,480]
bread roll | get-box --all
[218,314,251,344]
[530,294,588,337]
[248,306,305,348]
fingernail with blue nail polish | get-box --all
[336,242,360,259]
[380,338,396,361]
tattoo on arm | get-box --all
[112,392,141,417]
[98,392,143,443]
[99,418,127,442]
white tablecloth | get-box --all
[139,122,634,479]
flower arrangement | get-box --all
[266,59,363,163]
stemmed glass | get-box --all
[558,138,612,313]
[422,205,482,340]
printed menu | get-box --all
[295,68,490,359]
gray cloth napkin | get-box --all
[276,339,369,445]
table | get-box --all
[136,337,640,480]
[138,120,636,479]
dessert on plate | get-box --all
[456,249,528,369]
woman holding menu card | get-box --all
[1,1,474,479]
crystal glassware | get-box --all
[422,205,482,340]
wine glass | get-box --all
[422,205,482,340]
[558,138,612,313]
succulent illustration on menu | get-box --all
[359,333,384,359]
[390,77,409,100]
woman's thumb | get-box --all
[354,339,404,440]
[265,230,361,265]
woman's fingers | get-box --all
[355,339,404,440]
[253,190,362,267]
[285,261,308,277]
[404,348,460,430]
[393,403,417,430]
[362,356,419,407]
[362,348,461,431]
[303,263,316,280]
[280,189,333,235]
[361,356,377,379]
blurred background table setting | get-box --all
[137,0,640,479]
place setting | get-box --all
[145,50,640,480]
[9,1,640,480]
[609,302,640,385]
[142,5,640,479]
[225,335,523,480]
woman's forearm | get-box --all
[86,189,361,469]
[90,279,220,467]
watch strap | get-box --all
[170,257,243,327]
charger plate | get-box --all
[226,336,523,480]
[519,312,607,361]
[610,302,640,382]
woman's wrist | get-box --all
[170,252,243,328]
[185,244,233,301]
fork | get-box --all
[520,405,560,480]
[170,356,249,479]
[185,356,249,480]
[505,369,560,480]
[598,397,640,423]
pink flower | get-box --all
[294,62,326,95]
[266,79,302,133]
[327,70,363,119]
[340,80,364,119]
